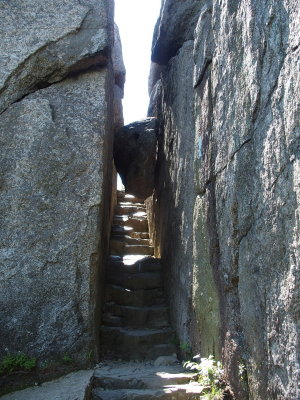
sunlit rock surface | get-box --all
[147,1,299,398]
[0,0,114,114]
[0,0,124,363]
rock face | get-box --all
[147,1,299,399]
[0,0,124,364]
[151,0,204,65]
[114,118,157,200]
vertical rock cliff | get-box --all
[0,0,124,364]
[147,0,299,399]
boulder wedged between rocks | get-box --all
[114,118,158,200]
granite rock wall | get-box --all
[0,0,124,364]
[147,1,299,398]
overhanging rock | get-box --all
[114,118,158,200]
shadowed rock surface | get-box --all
[151,0,204,65]
[114,118,158,200]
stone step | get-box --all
[117,193,144,204]
[105,285,165,307]
[110,236,150,246]
[103,304,169,328]
[101,326,173,343]
[92,386,203,399]
[114,215,147,222]
[118,201,145,208]
[100,343,177,363]
[102,313,123,326]
[106,271,162,290]
[111,225,150,240]
[110,243,154,257]
[92,363,196,390]
[101,327,176,360]
[113,216,148,232]
[112,224,134,236]
[107,256,161,273]
[115,205,146,215]
[130,231,150,240]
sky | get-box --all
[114,0,162,125]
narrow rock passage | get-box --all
[91,190,203,399]
[101,190,175,360]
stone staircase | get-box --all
[101,191,175,361]
[93,191,203,399]
[91,361,203,400]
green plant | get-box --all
[180,342,192,353]
[183,355,225,399]
[0,353,36,376]
[203,385,224,399]
[86,350,93,361]
[238,360,248,384]
[62,354,73,364]
[179,342,193,360]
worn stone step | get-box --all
[110,243,154,257]
[101,326,173,344]
[100,343,177,363]
[92,386,202,399]
[110,236,150,247]
[107,271,162,290]
[130,231,150,240]
[103,304,169,328]
[117,193,144,204]
[122,245,153,256]
[111,226,150,240]
[112,224,135,237]
[107,256,161,273]
[113,216,148,232]
[121,255,154,266]
[102,313,123,326]
[114,213,147,221]
[117,192,144,204]
[101,326,173,350]
[101,327,176,360]
[92,363,196,390]
[115,205,146,215]
[105,285,165,307]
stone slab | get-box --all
[1,370,93,400]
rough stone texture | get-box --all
[148,79,163,119]
[114,118,157,200]
[148,62,166,95]
[1,370,93,400]
[0,0,124,365]
[0,0,114,114]
[0,69,113,363]
[147,41,198,355]
[151,0,204,65]
[112,23,125,132]
[147,1,299,399]
[91,361,203,399]
[113,24,126,95]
